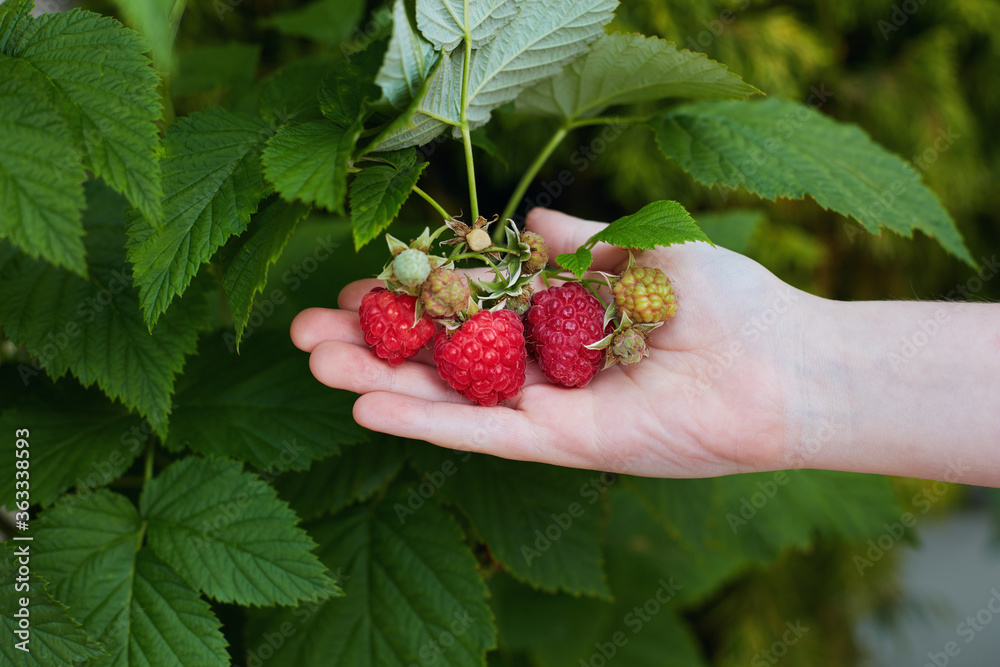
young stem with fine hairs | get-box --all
[169,0,188,43]
[144,442,155,483]
[460,29,479,220]
[496,116,649,241]
[500,124,569,227]
[413,185,450,220]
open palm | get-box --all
[291,209,810,478]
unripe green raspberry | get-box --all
[506,286,534,316]
[611,329,648,366]
[612,267,677,323]
[520,231,549,274]
[420,269,470,318]
[393,248,431,287]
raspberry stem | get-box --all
[498,125,569,238]
[412,186,450,220]
[459,33,479,220]
[449,248,518,262]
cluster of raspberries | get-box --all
[359,260,676,406]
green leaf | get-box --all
[166,332,368,470]
[491,570,705,667]
[462,0,618,128]
[31,489,229,667]
[110,0,175,69]
[516,33,759,121]
[260,56,337,125]
[0,0,32,50]
[693,209,765,255]
[0,378,141,509]
[410,447,611,597]
[0,58,87,275]
[651,98,974,265]
[589,200,711,250]
[273,438,407,519]
[245,485,496,665]
[0,545,104,665]
[32,489,144,632]
[490,573,609,660]
[263,120,362,213]
[0,181,207,433]
[126,549,231,666]
[415,0,517,50]
[626,470,903,562]
[376,0,616,150]
[604,488,749,609]
[319,67,380,129]
[376,0,439,110]
[349,150,428,249]
[371,51,459,150]
[127,107,272,327]
[260,0,366,48]
[3,7,164,225]
[140,456,338,605]
[555,246,593,278]
[222,200,311,347]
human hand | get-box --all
[291,208,818,478]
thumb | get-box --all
[525,208,628,272]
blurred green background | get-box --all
[75,0,1000,663]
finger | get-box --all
[338,279,382,310]
[291,308,365,352]
[525,208,628,271]
[353,392,554,462]
[309,341,465,402]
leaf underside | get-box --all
[516,32,759,121]
[374,0,617,150]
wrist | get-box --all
[780,296,873,472]
[782,297,1000,485]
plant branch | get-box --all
[460,34,480,220]
[569,115,650,129]
[499,124,570,233]
[169,0,188,42]
[144,442,155,483]
[450,247,518,262]
[447,242,468,260]
[413,186,451,220]
[461,126,479,220]
[428,223,452,245]
[360,121,391,138]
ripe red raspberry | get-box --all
[433,309,526,406]
[359,288,436,366]
[524,283,606,387]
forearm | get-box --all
[787,297,1000,486]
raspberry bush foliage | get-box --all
[0,0,974,664]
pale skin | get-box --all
[291,208,1000,488]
